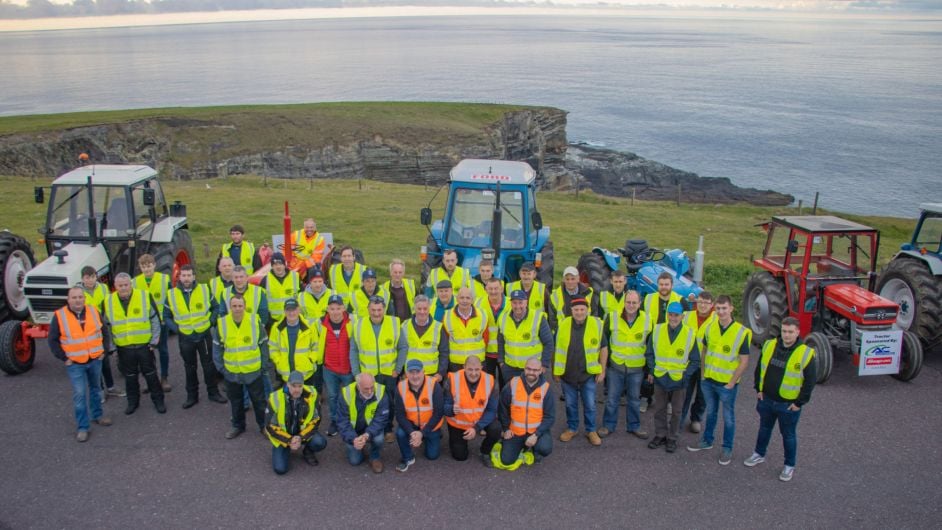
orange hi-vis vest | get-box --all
[54,305,105,364]
[446,370,495,430]
[397,377,443,431]
[509,376,549,436]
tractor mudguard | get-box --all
[534,227,551,252]
[592,247,621,271]
[662,249,691,277]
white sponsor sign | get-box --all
[858,330,902,376]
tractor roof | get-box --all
[450,159,536,186]
[771,215,876,234]
[920,203,942,215]
[53,165,158,187]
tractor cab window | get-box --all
[914,215,942,252]
[809,234,870,279]
[446,188,526,250]
[764,224,792,267]
[48,185,132,239]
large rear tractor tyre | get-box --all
[0,320,35,375]
[805,331,833,384]
[152,229,195,287]
[0,232,36,324]
[536,240,555,291]
[420,234,442,288]
[742,271,787,346]
[877,258,942,347]
[577,253,611,294]
[892,330,924,382]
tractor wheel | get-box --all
[0,232,36,324]
[0,320,35,375]
[877,258,942,347]
[742,271,787,346]
[420,234,442,288]
[152,229,195,287]
[805,331,833,384]
[536,240,555,291]
[892,330,923,382]
[577,253,611,294]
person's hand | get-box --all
[410,431,423,448]
[525,433,537,448]
[353,435,366,451]
[64,359,73,366]
[724,382,735,390]
[646,375,653,384]
[757,392,764,401]
[391,370,400,379]
[433,374,443,384]
[595,371,605,384]
[503,430,513,440]
[788,404,800,412]
[463,428,477,441]
[289,436,301,451]
[553,375,560,383]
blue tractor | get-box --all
[419,159,554,289]
[577,239,703,300]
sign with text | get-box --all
[858,330,902,376]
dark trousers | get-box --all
[226,377,266,431]
[118,345,164,406]
[376,373,397,434]
[179,334,219,399]
[448,421,501,461]
[101,352,116,389]
[483,356,503,388]
[499,432,552,466]
[501,364,523,385]
[653,385,687,441]
[681,369,706,424]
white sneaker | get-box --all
[639,401,648,413]
[666,403,672,415]
[779,466,795,482]
[743,453,766,467]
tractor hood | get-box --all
[823,284,899,326]
[24,243,110,324]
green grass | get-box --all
[0,174,915,315]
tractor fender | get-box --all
[147,216,188,244]
[892,250,942,275]
[591,247,621,272]
[534,227,551,252]
[429,221,445,248]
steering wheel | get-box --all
[277,243,306,254]
[630,249,665,264]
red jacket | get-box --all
[321,314,352,374]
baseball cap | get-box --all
[667,301,684,314]
[436,279,452,289]
[327,294,345,306]
[287,371,305,385]
[510,289,527,301]
[270,252,286,264]
[362,268,377,279]
[406,359,424,372]
[307,266,323,279]
[563,266,579,277]
[284,298,299,311]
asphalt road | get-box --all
[1,338,940,529]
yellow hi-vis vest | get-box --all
[702,320,752,384]
[498,309,545,369]
[599,289,627,316]
[298,288,335,322]
[168,284,212,335]
[402,318,443,376]
[269,319,321,381]
[209,276,231,304]
[652,323,695,381]
[758,340,815,400]
[105,289,152,347]
[328,263,364,307]
[484,297,510,355]
[550,286,595,317]
[350,286,389,319]
[382,279,416,314]
[219,314,262,374]
[684,310,716,352]
[224,284,263,316]
[291,229,325,262]
[442,306,487,365]
[643,291,683,324]
[608,310,651,368]
[427,265,471,291]
[133,272,169,322]
[265,270,300,322]
[221,241,256,275]
[553,316,603,376]
[505,280,547,313]
[343,382,385,427]
[472,278,501,305]
[353,316,401,376]
[83,282,109,312]
[266,385,319,448]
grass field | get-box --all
[0,173,916,315]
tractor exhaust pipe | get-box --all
[693,235,705,285]
[283,201,294,268]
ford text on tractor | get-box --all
[577,238,704,300]
[0,163,195,375]
[743,215,923,383]
[419,159,553,287]
[876,203,942,348]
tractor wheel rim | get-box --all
[880,278,915,329]
[750,289,769,335]
[13,326,31,363]
[4,249,31,313]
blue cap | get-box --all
[271,252,286,264]
[510,289,527,301]
[667,302,684,314]
[287,371,305,384]
[362,268,377,279]
[406,359,424,372]
[327,294,344,306]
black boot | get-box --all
[125,402,139,415]
[208,389,227,404]
[182,395,199,409]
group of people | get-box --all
[53,220,816,481]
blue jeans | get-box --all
[345,437,384,465]
[272,431,327,474]
[323,368,354,429]
[701,379,739,450]
[561,379,597,432]
[396,426,442,462]
[66,358,103,432]
[754,397,802,467]
[603,367,643,432]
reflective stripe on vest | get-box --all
[643,291,682,324]
[219,314,262,374]
[506,281,546,312]
[443,307,487,365]
[224,285,262,315]
[550,287,595,317]
[222,241,255,275]
[105,290,152,347]
[292,230,324,261]
[509,377,549,436]
[428,266,471,291]
[446,370,494,429]
[83,283,109,311]
[329,263,363,306]
[702,321,751,383]
[652,323,695,381]
[133,272,169,314]
[209,277,229,303]
[608,310,651,368]
[398,377,443,431]
[600,290,627,316]
[55,305,105,363]
[484,297,509,355]
[553,316,603,376]
[499,309,545,368]
[266,271,300,320]
[684,310,716,352]
[343,382,385,427]
[758,340,814,399]
[268,386,318,447]
[403,319,442,375]
[168,284,212,335]
[269,321,321,380]
[354,316,400,376]
[350,286,389,319]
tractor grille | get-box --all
[26,276,68,285]
[862,308,897,321]
[25,287,71,297]
[28,297,68,312]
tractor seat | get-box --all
[623,239,649,273]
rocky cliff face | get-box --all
[0,106,791,206]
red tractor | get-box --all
[742,215,923,383]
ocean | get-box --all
[1,13,939,217]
